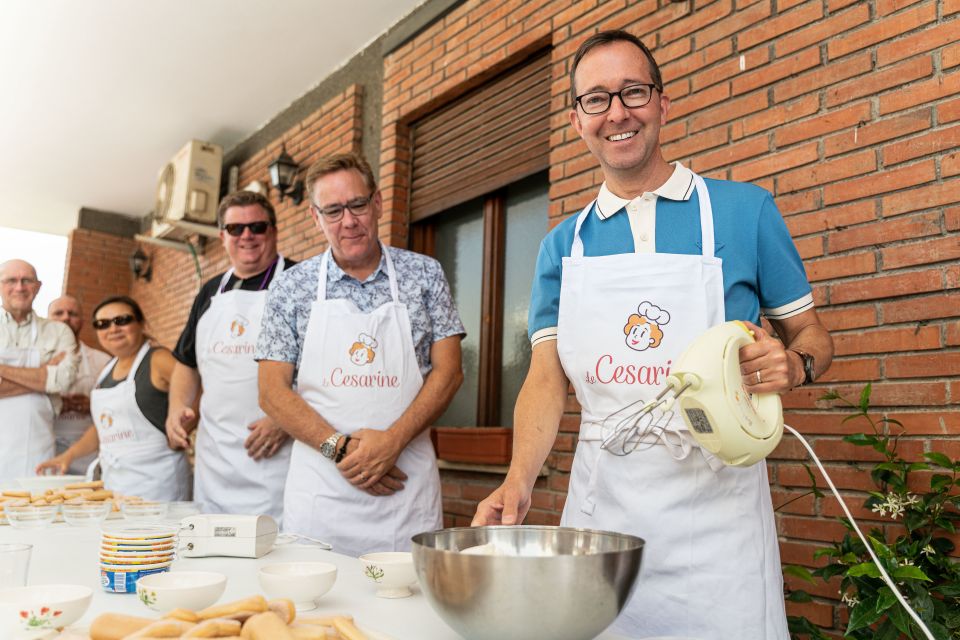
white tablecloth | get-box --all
[0,523,629,639]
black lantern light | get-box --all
[129,247,152,282]
[268,144,304,204]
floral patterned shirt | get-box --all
[255,246,465,378]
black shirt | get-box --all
[172,257,296,368]
[97,347,168,433]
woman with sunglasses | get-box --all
[37,296,192,501]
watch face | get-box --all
[320,439,337,459]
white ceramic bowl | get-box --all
[258,562,337,611]
[358,551,416,598]
[0,584,92,638]
[5,505,58,530]
[135,571,226,613]
[61,502,112,527]
[14,475,85,494]
[166,501,200,520]
[121,502,169,522]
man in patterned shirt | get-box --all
[256,152,465,557]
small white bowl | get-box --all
[5,505,58,530]
[61,502,111,527]
[258,562,336,611]
[121,502,169,522]
[14,475,85,494]
[0,584,92,638]
[134,571,226,613]
[358,552,416,598]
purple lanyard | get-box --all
[220,256,279,294]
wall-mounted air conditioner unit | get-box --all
[152,140,223,239]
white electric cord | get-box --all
[784,425,935,640]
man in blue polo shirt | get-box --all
[473,30,833,639]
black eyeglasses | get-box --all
[575,83,661,115]
[92,314,136,330]
[312,193,375,222]
[221,221,273,236]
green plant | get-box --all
[786,384,960,640]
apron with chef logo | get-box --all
[92,343,192,502]
[283,246,441,557]
[0,318,55,482]
[194,258,292,521]
[557,175,788,640]
[55,343,110,474]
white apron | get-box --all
[194,258,292,521]
[55,343,110,474]
[0,319,55,482]
[92,343,192,502]
[557,175,788,640]
[283,246,441,557]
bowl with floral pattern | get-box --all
[358,551,416,598]
[0,584,92,638]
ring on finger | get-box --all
[756,370,762,384]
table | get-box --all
[0,523,629,639]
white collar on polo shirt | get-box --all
[595,162,697,220]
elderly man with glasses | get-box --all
[0,259,78,481]
[257,152,465,557]
[166,190,296,519]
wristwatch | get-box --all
[790,349,816,386]
[320,432,344,460]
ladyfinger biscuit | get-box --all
[198,595,268,621]
[290,625,336,640]
[2,490,30,498]
[85,489,114,501]
[89,613,153,640]
[164,608,200,623]
[239,611,295,640]
[332,617,368,640]
[182,618,242,637]
[65,480,103,490]
[126,618,196,638]
[297,615,354,626]
[267,599,296,624]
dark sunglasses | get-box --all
[92,314,136,330]
[222,221,272,236]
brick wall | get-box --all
[379,0,959,632]
[62,228,135,347]
[127,85,364,349]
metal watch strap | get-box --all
[335,435,352,463]
[320,431,343,460]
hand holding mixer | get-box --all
[603,320,936,640]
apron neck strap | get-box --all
[96,342,151,386]
[317,244,398,303]
[571,173,716,258]
[217,255,286,296]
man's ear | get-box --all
[659,93,670,127]
[569,108,583,138]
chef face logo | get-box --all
[229,314,249,339]
[98,409,115,429]
[349,333,378,366]
[623,301,670,352]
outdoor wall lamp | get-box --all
[268,144,304,204]
[129,247,152,282]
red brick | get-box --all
[660,39,733,81]
[689,135,768,173]
[805,251,877,282]
[882,294,960,323]
[669,82,731,119]
[816,357,882,382]
[733,94,819,140]
[826,56,933,108]
[774,52,873,104]
[688,89,768,132]
[775,3,871,57]
[827,211,941,252]
[945,150,960,178]
[831,268,944,304]
[887,410,960,435]
[818,306,878,331]
[731,47,820,96]
[883,123,960,165]
[661,125,729,161]
[946,41,960,69]
[827,3,937,60]
[940,96,960,124]
[879,69,960,115]
[777,149,876,194]
[659,0,734,44]
[731,142,818,182]
[881,235,960,269]
[823,108,932,157]
[691,47,770,92]
[694,0,772,49]
[785,201,876,237]
[569,0,628,35]
[794,235,825,259]
[738,2,823,50]
[886,352,960,378]
[776,102,872,147]
[777,190,821,217]
[877,21,960,67]
[877,0,925,15]
[823,160,936,205]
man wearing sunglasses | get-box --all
[0,259,78,481]
[257,152,465,557]
[472,31,833,639]
[166,191,296,521]
[48,295,111,474]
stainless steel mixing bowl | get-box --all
[411,525,644,640]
